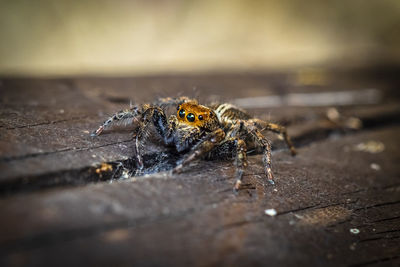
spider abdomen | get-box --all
[213,103,252,121]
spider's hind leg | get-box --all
[207,137,248,192]
[250,129,275,185]
[234,139,248,191]
[251,119,296,156]
[91,106,141,136]
[231,138,248,192]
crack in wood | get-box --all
[277,201,357,217]
[349,255,400,267]
[277,204,321,216]
[373,229,400,235]
[0,138,133,162]
[370,215,400,223]
[4,116,90,130]
[358,235,400,243]
[353,200,400,211]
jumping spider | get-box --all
[92,97,296,191]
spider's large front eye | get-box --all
[179,109,185,118]
[187,113,195,122]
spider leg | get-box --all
[134,120,151,170]
[232,138,248,192]
[152,108,177,145]
[206,136,247,191]
[135,106,185,170]
[172,129,225,173]
[250,119,296,156]
[91,106,141,136]
[134,106,175,169]
[249,129,275,185]
[217,121,248,191]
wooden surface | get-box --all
[0,71,400,266]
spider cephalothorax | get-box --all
[92,96,296,192]
[176,100,219,130]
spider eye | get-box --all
[198,115,203,120]
[177,105,180,111]
[179,109,185,118]
[187,113,195,122]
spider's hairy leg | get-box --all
[251,129,275,185]
[152,108,177,145]
[91,106,141,136]
[206,136,248,191]
[251,119,297,156]
[173,129,225,174]
[232,138,248,192]
[134,120,150,170]
[134,106,174,169]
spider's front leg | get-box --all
[91,106,141,136]
[151,108,177,145]
[135,107,177,169]
[172,129,225,174]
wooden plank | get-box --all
[0,72,399,266]
[0,126,399,266]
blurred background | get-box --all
[1,0,399,77]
